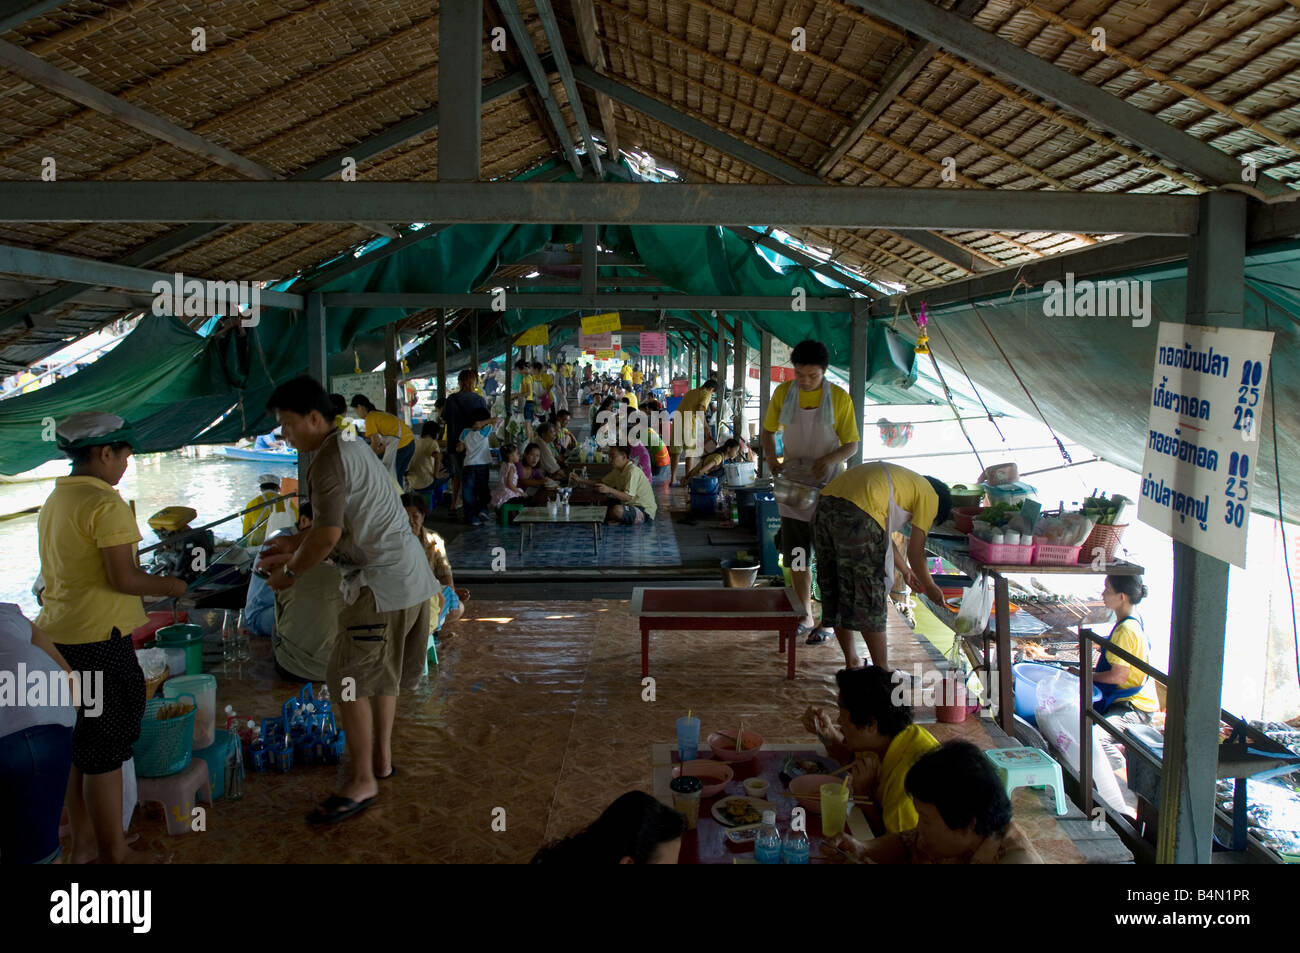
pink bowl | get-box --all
[707,729,764,763]
[787,774,845,814]
[672,760,734,797]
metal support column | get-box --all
[849,301,869,465]
[471,312,480,375]
[505,340,513,414]
[1157,190,1247,864]
[438,0,481,182]
[582,225,597,296]
[732,317,745,441]
[759,330,772,476]
[437,310,448,402]
[302,293,328,486]
[384,325,399,415]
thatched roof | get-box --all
[1,0,1298,371]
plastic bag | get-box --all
[135,647,168,681]
[953,574,994,636]
[1034,669,1127,815]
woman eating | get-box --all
[802,665,939,834]
[516,442,552,506]
[824,742,1040,864]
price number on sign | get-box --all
[1234,359,1263,437]
[1224,451,1249,529]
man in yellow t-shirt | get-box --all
[514,359,536,420]
[241,473,299,546]
[351,394,416,487]
[590,444,657,524]
[632,367,644,388]
[761,340,861,642]
[37,411,188,864]
[621,361,634,383]
[668,378,716,480]
[804,666,940,834]
[814,461,952,670]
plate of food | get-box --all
[780,753,837,779]
[711,796,775,828]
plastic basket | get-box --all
[134,692,197,777]
[967,534,1034,566]
[1080,523,1128,562]
[1032,539,1083,565]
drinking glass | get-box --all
[820,783,850,837]
[675,715,700,762]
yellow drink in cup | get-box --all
[820,783,850,837]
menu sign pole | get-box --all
[1138,321,1274,569]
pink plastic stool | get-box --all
[137,758,212,835]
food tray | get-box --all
[1032,539,1083,565]
[967,534,1034,565]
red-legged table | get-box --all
[630,587,804,680]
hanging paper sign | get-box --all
[771,367,796,382]
[621,324,644,332]
[579,331,612,349]
[332,372,388,412]
[595,349,616,359]
[748,367,760,379]
[672,378,690,396]
[640,332,666,356]
[514,325,549,346]
[581,311,621,334]
[1138,321,1274,569]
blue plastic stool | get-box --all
[984,746,1069,816]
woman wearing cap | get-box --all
[37,412,188,863]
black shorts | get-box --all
[54,630,146,776]
[776,516,814,566]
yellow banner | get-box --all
[514,325,549,346]
[581,311,621,334]
[595,349,616,359]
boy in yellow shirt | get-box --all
[37,412,189,864]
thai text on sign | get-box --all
[1137,321,1274,568]
[514,325,548,346]
[581,311,621,334]
[579,332,612,349]
[640,332,666,355]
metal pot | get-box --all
[773,475,820,509]
[720,559,760,588]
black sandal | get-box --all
[806,627,835,645]
[307,794,376,825]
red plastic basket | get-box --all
[967,534,1034,566]
[1032,539,1083,565]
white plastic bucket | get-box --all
[723,461,757,487]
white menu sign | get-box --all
[1138,322,1274,568]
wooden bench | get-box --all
[630,587,804,680]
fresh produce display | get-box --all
[1081,491,1131,526]
[977,502,1024,527]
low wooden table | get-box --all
[515,505,608,556]
[630,586,804,680]
[651,743,873,864]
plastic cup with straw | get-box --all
[676,709,700,762]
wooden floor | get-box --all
[106,596,1129,863]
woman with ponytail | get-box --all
[1094,575,1160,724]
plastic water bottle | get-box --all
[782,825,810,864]
[754,810,782,864]
[225,730,245,800]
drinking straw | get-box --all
[737,720,744,752]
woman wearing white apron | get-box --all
[813,462,953,669]
[760,341,860,641]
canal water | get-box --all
[0,450,298,617]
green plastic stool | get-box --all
[984,746,1068,816]
[498,502,524,527]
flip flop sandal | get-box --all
[377,767,398,780]
[806,627,835,645]
[307,794,376,826]
[794,622,814,638]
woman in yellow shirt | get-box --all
[350,394,415,486]
[803,666,940,834]
[37,412,188,864]
[1094,575,1160,721]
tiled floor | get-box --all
[443,484,683,569]
[102,597,1096,863]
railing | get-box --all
[1077,627,1293,856]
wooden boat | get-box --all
[215,445,298,463]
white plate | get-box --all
[711,796,776,828]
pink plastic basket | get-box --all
[1032,539,1083,565]
[967,534,1034,566]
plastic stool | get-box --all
[137,758,212,835]
[498,502,524,527]
[984,746,1068,816]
